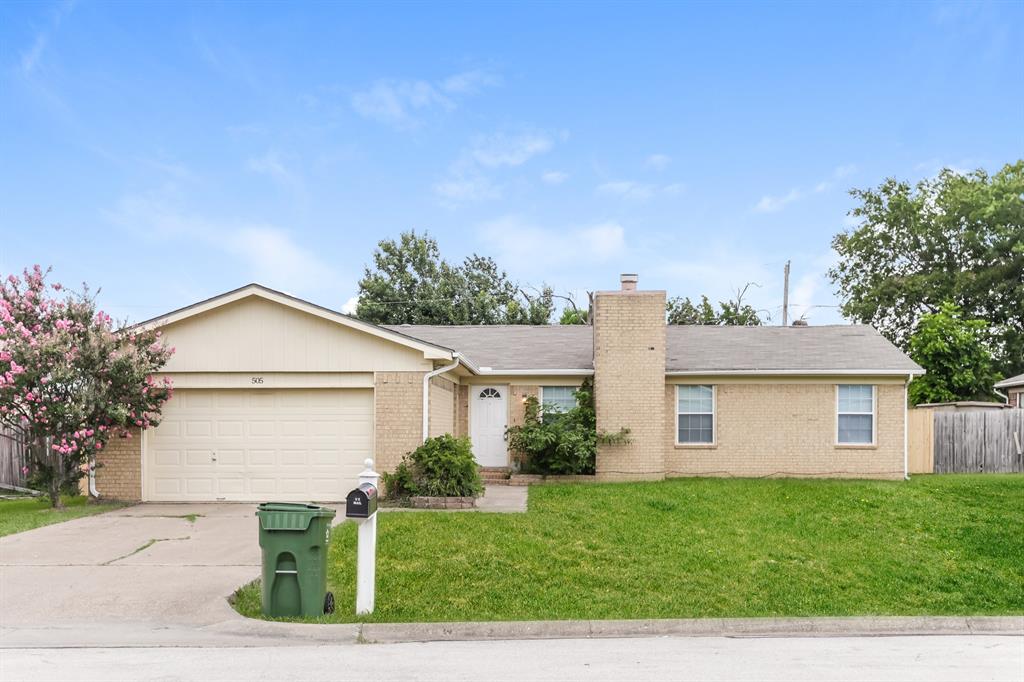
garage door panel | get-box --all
[217,421,244,437]
[185,449,214,466]
[145,388,373,502]
[248,450,276,466]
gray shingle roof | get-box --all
[383,325,594,371]
[665,325,922,373]
[995,373,1024,388]
[387,323,921,375]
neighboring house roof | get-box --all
[995,373,1024,389]
[665,325,923,375]
[384,325,594,373]
[390,323,923,376]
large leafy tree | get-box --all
[0,267,174,507]
[830,162,1024,377]
[666,284,764,325]
[907,302,998,405]
[356,231,555,325]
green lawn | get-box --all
[233,475,1024,623]
[0,495,120,537]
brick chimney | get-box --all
[592,273,666,480]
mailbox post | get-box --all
[346,458,379,615]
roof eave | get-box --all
[666,368,925,376]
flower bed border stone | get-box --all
[508,474,597,486]
[408,496,477,509]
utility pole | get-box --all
[782,260,791,326]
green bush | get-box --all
[506,378,630,475]
[382,434,483,499]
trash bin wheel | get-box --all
[324,591,335,614]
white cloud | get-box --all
[541,170,569,185]
[597,180,684,201]
[440,69,502,94]
[107,192,338,291]
[753,163,858,213]
[341,296,359,315]
[645,153,671,170]
[578,223,626,259]
[19,0,75,75]
[434,131,556,205]
[478,216,627,274]
[754,188,802,213]
[597,181,656,201]
[433,175,502,202]
[352,69,500,128]
[351,79,452,128]
[470,132,553,168]
[833,164,857,179]
[246,152,305,197]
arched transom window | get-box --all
[478,388,502,399]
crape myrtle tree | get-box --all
[0,266,174,508]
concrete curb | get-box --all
[358,615,1024,644]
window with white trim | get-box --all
[837,384,875,444]
[676,385,714,444]
[540,386,576,418]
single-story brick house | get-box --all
[995,374,1024,408]
[94,275,923,502]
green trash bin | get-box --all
[256,502,337,618]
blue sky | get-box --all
[2,1,1021,325]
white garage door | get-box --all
[144,388,373,502]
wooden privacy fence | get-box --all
[0,426,30,489]
[933,409,1024,473]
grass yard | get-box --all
[233,474,1024,623]
[0,495,120,537]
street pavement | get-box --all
[4,635,1022,682]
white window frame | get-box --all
[835,384,876,446]
[540,386,577,419]
[675,384,716,446]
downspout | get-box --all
[423,355,461,443]
[994,388,1008,404]
[904,373,911,480]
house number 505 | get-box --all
[251,377,264,385]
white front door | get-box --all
[470,385,508,467]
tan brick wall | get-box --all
[94,428,142,501]
[374,371,425,472]
[428,376,457,438]
[664,382,906,479]
[456,385,469,438]
[593,290,667,481]
[507,384,539,468]
[1009,389,1022,408]
[509,385,539,429]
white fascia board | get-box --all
[475,368,595,376]
[665,368,926,376]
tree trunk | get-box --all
[43,436,64,510]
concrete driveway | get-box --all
[0,504,274,646]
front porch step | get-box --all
[479,467,511,485]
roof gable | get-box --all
[136,284,454,366]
